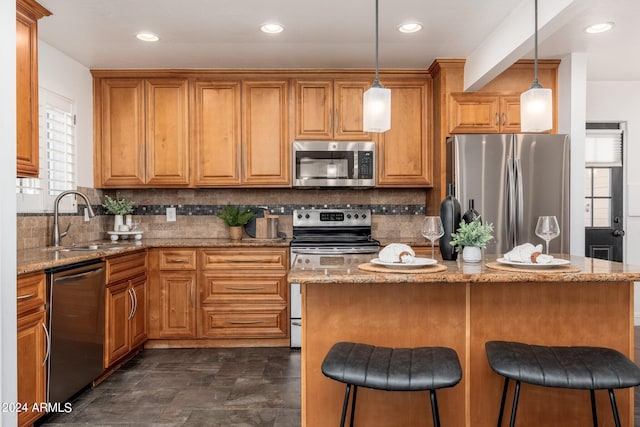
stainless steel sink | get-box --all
[60,244,122,252]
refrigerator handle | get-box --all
[506,159,516,248]
[515,158,524,244]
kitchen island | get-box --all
[288,254,640,427]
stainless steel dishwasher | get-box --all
[46,259,106,404]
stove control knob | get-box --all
[354,213,359,219]
[297,214,302,219]
[362,214,367,219]
[346,214,352,219]
[305,213,310,219]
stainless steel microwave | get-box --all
[292,141,376,188]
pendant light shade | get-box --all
[363,0,391,132]
[521,85,552,132]
[363,85,391,132]
[520,0,552,133]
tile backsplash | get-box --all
[17,187,431,250]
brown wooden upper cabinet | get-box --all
[16,0,51,178]
[294,79,372,141]
[376,78,432,187]
[94,77,189,187]
[449,93,522,134]
[191,79,290,187]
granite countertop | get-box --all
[17,237,291,275]
[288,253,640,284]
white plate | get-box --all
[370,257,438,269]
[496,257,571,268]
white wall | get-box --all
[38,41,94,187]
[558,53,587,256]
[1,1,18,425]
[587,81,640,323]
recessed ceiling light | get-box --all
[398,22,423,33]
[260,23,284,34]
[585,22,614,34]
[136,32,159,42]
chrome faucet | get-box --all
[52,190,96,247]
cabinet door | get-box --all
[156,271,197,338]
[17,310,46,427]
[129,275,148,348]
[448,93,500,134]
[191,80,241,186]
[98,79,146,187]
[104,281,130,367]
[333,80,371,140]
[294,80,333,140]
[377,79,431,187]
[242,80,290,186]
[145,78,190,186]
[16,7,39,178]
[499,95,521,133]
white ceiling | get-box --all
[36,0,640,83]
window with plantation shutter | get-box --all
[16,88,77,213]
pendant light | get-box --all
[363,0,391,132]
[520,0,552,132]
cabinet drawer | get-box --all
[159,249,197,270]
[199,304,287,338]
[17,272,45,316]
[107,250,147,284]
[202,274,287,304]
[201,248,288,270]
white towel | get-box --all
[379,243,415,264]
[504,243,553,264]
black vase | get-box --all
[462,199,481,224]
[439,184,461,261]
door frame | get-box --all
[584,121,628,263]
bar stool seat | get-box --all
[322,342,462,427]
[485,341,640,427]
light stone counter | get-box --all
[18,237,290,274]
[288,253,640,284]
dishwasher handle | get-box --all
[53,266,104,284]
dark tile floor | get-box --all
[34,330,640,426]
[37,347,301,427]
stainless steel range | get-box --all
[289,208,379,347]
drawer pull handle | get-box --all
[227,320,265,325]
[221,258,272,263]
[225,286,265,291]
[17,292,36,300]
[169,259,188,263]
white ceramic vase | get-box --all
[113,214,124,231]
[462,246,482,263]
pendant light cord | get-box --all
[533,0,539,86]
[373,0,381,87]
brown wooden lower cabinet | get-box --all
[104,250,148,368]
[17,271,47,427]
[148,247,289,346]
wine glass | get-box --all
[535,216,560,255]
[422,216,445,260]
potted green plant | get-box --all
[216,204,256,240]
[102,193,134,231]
[449,217,494,262]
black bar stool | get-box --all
[485,340,640,427]
[321,341,462,427]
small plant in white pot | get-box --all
[450,217,494,262]
[216,204,255,241]
[102,193,134,231]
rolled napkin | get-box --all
[378,243,415,264]
[503,243,554,264]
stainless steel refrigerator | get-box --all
[446,134,570,255]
